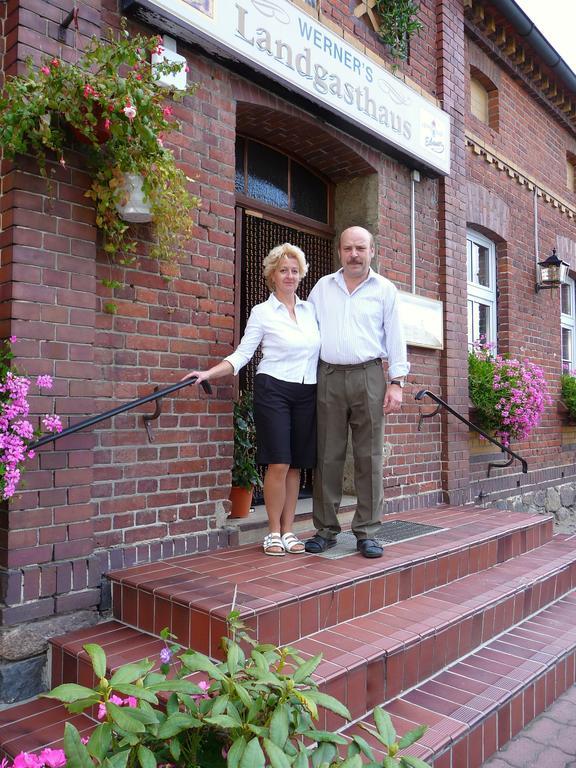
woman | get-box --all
[183,243,320,556]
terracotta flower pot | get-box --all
[69,104,111,145]
[228,486,253,519]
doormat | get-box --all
[317,520,443,559]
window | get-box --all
[470,77,489,124]
[467,231,497,349]
[561,277,576,370]
[567,152,576,193]
[469,68,499,130]
[235,137,329,224]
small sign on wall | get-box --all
[398,292,444,350]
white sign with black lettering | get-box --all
[140,0,451,174]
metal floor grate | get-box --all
[317,519,443,559]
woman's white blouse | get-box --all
[225,294,321,384]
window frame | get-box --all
[467,229,497,350]
[561,275,576,371]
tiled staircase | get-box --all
[2,505,576,767]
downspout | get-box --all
[410,170,421,294]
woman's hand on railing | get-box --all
[180,369,209,384]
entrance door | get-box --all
[238,209,334,499]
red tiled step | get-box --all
[0,698,96,760]
[290,533,576,730]
[341,590,576,768]
[107,507,553,657]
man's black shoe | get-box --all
[356,538,383,558]
[304,535,337,554]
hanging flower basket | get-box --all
[0,19,199,274]
[115,173,153,223]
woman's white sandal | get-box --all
[281,532,305,554]
[263,532,285,556]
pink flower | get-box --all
[9,336,17,344]
[83,84,96,98]
[40,66,50,76]
[42,414,63,433]
[184,64,190,73]
[104,118,111,131]
[13,753,42,768]
[109,694,124,706]
[123,104,137,121]
[125,696,137,708]
[36,375,53,390]
[39,749,66,768]
[97,703,107,720]
[163,106,173,118]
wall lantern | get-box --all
[535,249,569,292]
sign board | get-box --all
[123,0,451,175]
[398,292,444,349]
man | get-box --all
[305,226,409,558]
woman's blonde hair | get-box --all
[263,243,308,290]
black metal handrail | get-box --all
[29,378,212,450]
[415,389,528,475]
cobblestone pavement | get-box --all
[481,684,576,767]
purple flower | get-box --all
[12,754,42,768]
[38,750,66,768]
[42,415,63,433]
[160,647,172,664]
[36,375,53,390]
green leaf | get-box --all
[269,703,289,748]
[398,725,427,750]
[338,757,364,768]
[111,683,158,703]
[263,738,291,768]
[383,758,399,768]
[205,713,243,729]
[227,736,247,768]
[292,653,322,684]
[305,690,351,720]
[295,691,318,720]
[102,750,130,768]
[228,641,240,675]
[310,741,337,767]
[157,712,202,738]
[107,701,146,733]
[239,737,266,768]
[373,707,396,746]
[63,722,94,768]
[84,644,107,679]
[87,723,112,761]
[169,738,181,761]
[137,744,157,768]
[110,660,154,685]
[302,730,347,745]
[399,757,433,768]
[211,693,229,715]
[146,679,205,694]
[351,734,376,760]
[179,652,226,680]
[43,684,100,704]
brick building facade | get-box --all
[0,0,574,701]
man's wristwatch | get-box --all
[389,380,405,388]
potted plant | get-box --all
[229,390,262,518]
[41,613,432,768]
[468,340,550,447]
[560,367,576,423]
[0,19,199,278]
[374,0,423,61]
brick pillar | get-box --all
[0,1,102,703]
[436,0,470,503]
